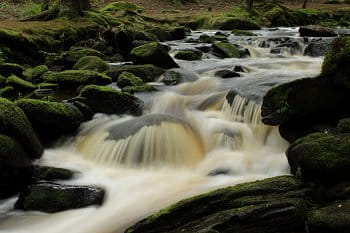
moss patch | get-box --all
[43,70,112,86]
[73,56,110,72]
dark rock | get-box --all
[57,47,104,69]
[338,118,350,133]
[162,70,182,85]
[215,69,240,78]
[105,64,165,82]
[234,65,249,72]
[122,84,156,94]
[209,17,261,30]
[32,166,74,181]
[195,45,211,53]
[208,168,231,176]
[15,183,105,213]
[199,34,215,43]
[239,48,251,57]
[174,50,202,61]
[212,42,240,58]
[0,63,24,77]
[299,25,337,37]
[304,39,333,57]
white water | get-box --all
[0,28,323,233]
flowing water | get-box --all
[0,27,325,233]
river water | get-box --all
[0,27,325,233]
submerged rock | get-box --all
[106,64,164,82]
[73,56,110,72]
[129,42,178,69]
[215,69,240,78]
[15,183,105,213]
[299,25,337,37]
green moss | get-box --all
[23,65,49,81]
[58,48,105,68]
[6,75,36,91]
[37,83,59,89]
[101,1,144,13]
[86,11,121,28]
[106,64,164,83]
[43,70,112,86]
[174,50,202,61]
[122,84,156,93]
[117,72,143,88]
[0,134,30,167]
[73,56,110,72]
[212,42,240,58]
[206,17,261,30]
[199,34,215,43]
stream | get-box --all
[0,27,326,233]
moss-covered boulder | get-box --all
[72,56,110,72]
[299,25,337,37]
[43,70,112,86]
[79,85,143,115]
[129,42,178,69]
[57,47,104,68]
[122,84,156,94]
[207,17,261,30]
[15,183,105,213]
[212,42,240,58]
[6,75,37,91]
[174,50,202,61]
[117,72,143,88]
[16,99,84,144]
[198,34,215,43]
[0,98,43,159]
[126,176,308,233]
[23,65,49,82]
[307,200,350,233]
[287,133,350,185]
[338,118,350,133]
[101,1,144,13]
[105,64,164,82]
[162,70,182,86]
[0,63,24,77]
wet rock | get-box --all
[199,34,215,43]
[162,70,182,85]
[338,118,350,134]
[212,42,240,58]
[287,133,350,185]
[73,56,110,72]
[69,100,94,121]
[117,71,143,88]
[208,168,231,176]
[15,183,105,213]
[299,25,337,37]
[174,50,202,61]
[215,69,240,78]
[195,45,211,53]
[122,84,156,94]
[234,65,249,72]
[129,42,178,69]
[57,47,104,69]
[239,48,251,57]
[32,166,74,181]
[106,64,164,82]
[304,39,333,57]
[126,176,307,233]
[16,99,84,144]
[231,30,256,36]
[80,85,143,115]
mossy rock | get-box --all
[299,25,337,37]
[6,75,36,91]
[322,37,350,89]
[212,42,240,58]
[231,30,256,36]
[0,98,43,159]
[162,70,182,86]
[207,17,261,30]
[307,200,350,233]
[32,166,74,181]
[117,72,143,88]
[23,65,49,82]
[37,82,59,89]
[130,42,178,69]
[287,133,350,185]
[122,84,156,93]
[146,27,172,42]
[0,63,25,77]
[106,64,165,82]
[0,86,16,100]
[79,85,143,115]
[43,70,112,86]
[57,48,104,69]
[126,176,307,233]
[101,1,144,13]
[174,50,202,61]
[338,118,350,133]
[199,34,215,43]
[16,99,84,144]
[72,56,110,72]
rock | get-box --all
[338,118,350,133]
[57,47,104,69]
[106,64,164,82]
[23,65,49,82]
[0,134,32,199]
[101,1,144,13]
[32,166,74,181]
[199,34,215,43]
[72,56,110,72]
[231,30,256,36]
[234,65,249,72]
[212,42,240,58]
[174,50,202,61]
[287,133,350,185]
[0,63,24,77]
[167,26,187,40]
[208,168,231,176]
[6,75,36,91]
[69,100,94,121]
[129,42,179,69]
[126,176,307,233]
[80,85,143,115]
[43,70,112,87]
[122,84,156,94]
[215,69,240,78]
[299,25,337,37]
[213,35,229,42]
[162,70,182,85]
[304,39,333,57]
[0,86,16,100]
[195,45,211,53]
[0,98,43,159]
[15,183,105,213]
[16,99,84,144]
[239,48,251,58]
[208,17,261,30]
[117,71,143,88]
[307,200,350,233]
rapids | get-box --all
[0,27,325,233]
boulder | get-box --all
[299,25,337,37]
[15,183,105,213]
[117,71,143,88]
[208,17,261,30]
[0,98,43,159]
[16,99,84,144]
[23,65,49,82]
[6,75,36,91]
[73,56,110,72]
[129,42,179,69]
[122,84,156,94]
[105,64,164,82]
[212,42,240,58]
[287,133,350,185]
[0,63,24,77]
[304,39,333,57]
[174,50,202,61]
[0,86,16,100]
[43,70,112,86]
[80,85,143,115]
[215,69,240,78]
[32,166,74,181]
[57,47,104,68]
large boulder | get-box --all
[129,42,179,69]
[79,85,143,115]
[299,25,337,37]
[126,176,307,233]
[57,47,104,69]
[105,64,164,82]
[72,56,110,72]
[287,133,350,185]
[23,65,49,82]
[212,42,240,58]
[174,50,202,61]
[0,98,43,159]
[208,17,261,30]
[15,183,105,213]
[16,99,84,144]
